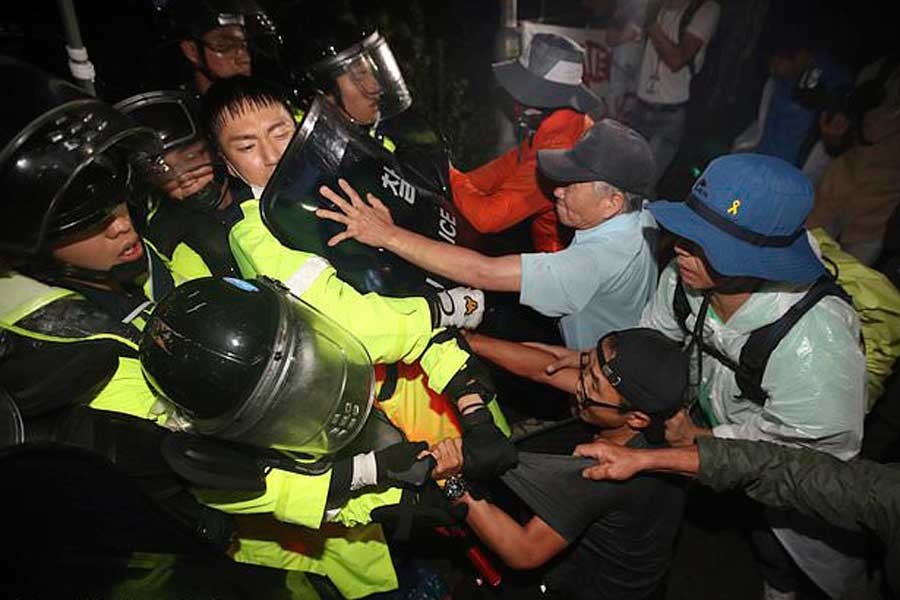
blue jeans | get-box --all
[627,100,687,191]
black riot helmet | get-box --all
[0,56,161,257]
[115,91,229,212]
[165,0,281,80]
[288,16,411,125]
[167,0,278,43]
[140,276,375,457]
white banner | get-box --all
[520,21,643,120]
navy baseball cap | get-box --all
[598,328,687,418]
[537,119,656,196]
[648,154,826,284]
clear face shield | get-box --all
[0,99,162,255]
[315,32,412,125]
[115,92,230,212]
[155,277,376,457]
[153,138,230,211]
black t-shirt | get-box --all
[500,435,686,599]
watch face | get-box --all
[444,476,467,500]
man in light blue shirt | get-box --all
[316,119,658,349]
[521,206,657,349]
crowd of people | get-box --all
[1,1,898,599]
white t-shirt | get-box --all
[636,0,721,105]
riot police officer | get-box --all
[116,90,243,282]
[165,0,280,94]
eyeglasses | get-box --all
[576,351,629,413]
[201,36,249,56]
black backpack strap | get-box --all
[678,0,703,76]
[672,277,692,337]
[736,277,852,405]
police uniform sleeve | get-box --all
[228,200,470,393]
[197,467,403,530]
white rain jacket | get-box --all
[641,261,867,597]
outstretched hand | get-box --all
[316,178,396,248]
[573,439,645,481]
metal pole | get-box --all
[57,0,96,96]
[493,0,520,155]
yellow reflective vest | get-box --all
[0,270,401,598]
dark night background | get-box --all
[2,0,897,195]
[1,2,897,598]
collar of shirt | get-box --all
[574,210,642,244]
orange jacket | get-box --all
[450,109,593,252]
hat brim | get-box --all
[648,200,826,284]
[538,146,650,196]
[492,59,600,113]
[537,147,593,183]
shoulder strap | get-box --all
[736,277,852,405]
[672,277,692,336]
[678,0,703,76]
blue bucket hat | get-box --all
[648,154,825,284]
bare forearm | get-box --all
[384,227,521,291]
[459,495,547,569]
[648,24,694,72]
[467,333,579,393]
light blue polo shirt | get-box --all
[520,209,659,350]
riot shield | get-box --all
[261,95,482,296]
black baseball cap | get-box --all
[537,118,656,196]
[597,328,687,418]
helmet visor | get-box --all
[321,32,411,123]
[196,278,375,456]
[0,99,162,255]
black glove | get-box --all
[459,408,518,480]
[370,485,468,541]
[375,441,435,488]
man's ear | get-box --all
[180,40,202,67]
[625,411,651,430]
[608,190,626,216]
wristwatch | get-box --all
[443,474,468,501]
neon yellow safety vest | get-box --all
[0,270,401,598]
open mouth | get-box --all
[119,239,144,262]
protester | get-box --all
[807,55,900,265]
[317,119,659,350]
[449,33,599,252]
[627,0,721,188]
[639,154,866,598]
[732,29,852,182]
[428,328,689,599]
[573,437,899,597]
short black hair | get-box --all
[200,75,293,145]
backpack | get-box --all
[672,274,853,406]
